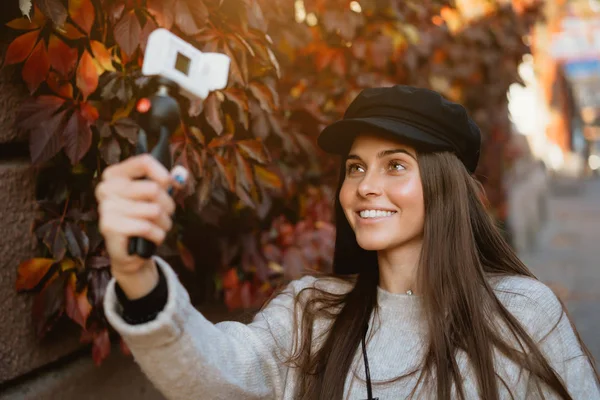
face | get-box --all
[339,133,425,252]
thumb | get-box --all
[168,165,189,196]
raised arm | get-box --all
[104,256,313,399]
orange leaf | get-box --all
[80,102,99,123]
[65,273,92,329]
[69,0,95,34]
[76,50,98,100]
[255,165,282,190]
[214,153,236,192]
[90,40,115,72]
[3,29,40,65]
[177,241,195,271]
[22,40,50,93]
[92,329,111,366]
[48,34,78,76]
[61,23,86,40]
[46,71,73,98]
[223,268,239,289]
[207,133,234,149]
[7,7,46,30]
[16,258,55,291]
[237,139,270,164]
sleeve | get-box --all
[114,264,168,325]
[103,256,315,400]
[521,281,600,399]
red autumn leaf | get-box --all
[222,42,245,86]
[249,100,269,139]
[18,95,65,131]
[146,0,175,29]
[174,0,206,36]
[63,110,93,165]
[120,337,131,356]
[214,154,236,192]
[100,136,121,164]
[79,102,99,123]
[223,268,239,290]
[65,273,92,328]
[224,89,249,130]
[69,0,95,34]
[113,118,138,144]
[32,272,67,338]
[249,82,276,111]
[62,23,86,40]
[177,240,195,271]
[3,29,40,66]
[92,329,111,366]
[48,34,78,76]
[114,10,142,57]
[76,50,99,100]
[16,258,55,291]
[235,148,255,191]
[22,39,50,93]
[90,41,115,72]
[37,0,68,27]
[245,1,267,33]
[237,139,270,164]
[64,221,90,263]
[207,133,234,149]
[46,71,73,98]
[140,19,158,53]
[7,7,46,30]
[29,108,67,166]
[204,92,224,135]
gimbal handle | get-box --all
[128,78,181,259]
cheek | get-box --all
[388,178,424,217]
[339,181,355,220]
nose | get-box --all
[357,170,382,198]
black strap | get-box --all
[361,323,378,400]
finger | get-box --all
[101,198,173,232]
[169,165,189,195]
[102,154,171,189]
[109,180,176,215]
[100,214,167,246]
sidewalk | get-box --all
[519,176,600,364]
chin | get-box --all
[355,236,392,251]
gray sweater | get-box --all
[104,257,599,399]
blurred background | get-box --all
[0,0,598,398]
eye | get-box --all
[389,160,406,172]
[346,163,364,174]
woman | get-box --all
[98,85,600,399]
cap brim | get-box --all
[318,117,449,155]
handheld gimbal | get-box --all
[128,28,230,259]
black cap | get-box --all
[317,85,481,173]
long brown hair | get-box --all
[279,151,598,399]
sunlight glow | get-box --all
[295,0,306,23]
[350,1,362,13]
[306,13,318,26]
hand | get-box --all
[95,155,188,298]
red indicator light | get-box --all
[137,98,151,113]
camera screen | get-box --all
[175,52,191,76]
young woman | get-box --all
[99,85,600,399]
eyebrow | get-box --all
[346,149,417,161]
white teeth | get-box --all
[359,210,396,218]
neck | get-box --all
[377,238,423,294]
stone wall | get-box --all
[0,4,164,397]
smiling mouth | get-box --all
[358,210,397,219]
